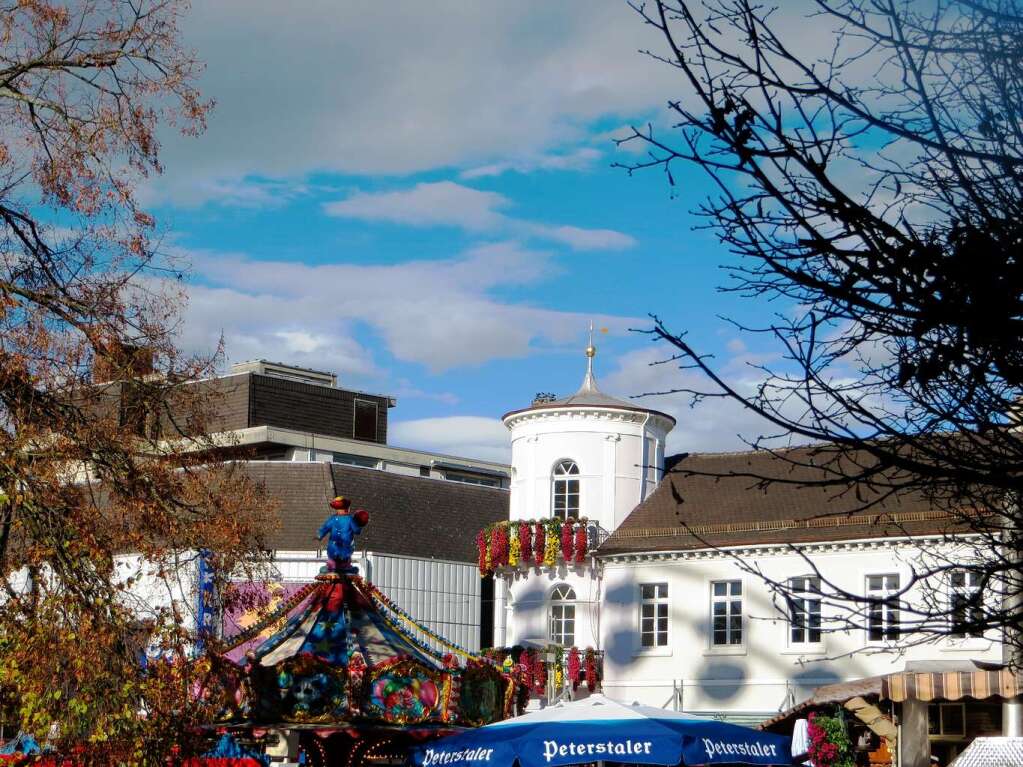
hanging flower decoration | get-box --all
[490,525,509,569]
[532,651,547,694]
[519,521,533,565]
[584,647,599,691]
[567,647,581,690]
[552,645,565,692]
[519,650,533,690]
[560,521,574,561]
[574,523,588,563]
[508,526,520,567]
[543,519,560,567]
[807,710,854,767]
[533,522,545,566]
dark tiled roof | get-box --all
[238,461,508,562]
[600,447,955,555]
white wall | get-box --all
[271,550,483,652]
[506,407,671,532]
[599,538,1004,715]
[503,565,603,650]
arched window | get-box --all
[551,460,580,520]
[549,584,576,646]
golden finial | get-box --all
[585,321,596,359]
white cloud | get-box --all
[324,182,508,231]
[600,346,787,454]
[389,416,511,463]
[147,1,684,206]
[460,148,602,179]
[533,225,635,251]
[324,181,635,251]
[173,241,638,381]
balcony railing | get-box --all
[475,519,608,575]
[482,646,604,707]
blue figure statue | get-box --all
[317,496,369,572]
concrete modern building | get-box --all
[101,359,512,654]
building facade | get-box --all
[96,359,512,654]
[492,345,1011,765]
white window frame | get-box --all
[788,575,823,648]
[866,573,901,642]
[551,460,580,521]
[710,580,743,647]
[949,569,983,638]
[548,584,576,646]
[639,583,669,649]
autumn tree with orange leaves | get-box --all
[0,2,273,761]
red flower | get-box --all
[567,647,581,690]
[560,521,574,561]
[519,650,533,689]
[574,524,588,563]
[519,522,533,564]
[533,522,545,566]
[490,525,509,568]
[533,651,547,694]
[584,647,599,691]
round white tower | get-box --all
[502,340,675,534]
[496,337,675,658]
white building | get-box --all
[492,343,1013,765]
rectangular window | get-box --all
[928,703,965,737]
[950,570,983,638]
[644,437,657,484]
[445,471,500,487]
[353,398,378,441]
[711,580,742,646]
[789,576,822,645]
[331,452,379,469]
[549,605,575,646]
[640,583,669,648]
[867,574,900,641]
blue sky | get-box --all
[141,1,812,462]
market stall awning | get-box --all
[883,667,1022,702]
[412,694,791,767]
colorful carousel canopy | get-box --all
[200,572,513,730]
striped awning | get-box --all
[883,669,1023,702]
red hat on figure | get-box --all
[330,496,351,511]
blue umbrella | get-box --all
[412,694,792,767]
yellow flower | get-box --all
[509,527,520,567]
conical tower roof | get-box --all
[502,332,675,424]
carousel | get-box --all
[0,496,516,767]
[194,495,517,767]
